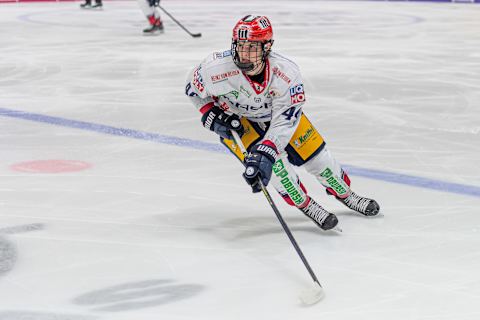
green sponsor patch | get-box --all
[320,168,332,178]
[273,159,285,175]
[320,168,347,195]
[273,159,305,206]
[240,86,252,98]
[218,90,239,99]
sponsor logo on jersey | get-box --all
[267,89,280,98]
[237,101,270,112]
[222,95,271,112]
[290,84,305,104]
[213,50,233,59]
[218,90,239,100]
[211,70,240,83]
[272,67,291,84]
[219,101,229,111]
[193,67,204,93]
[240,85,252,98]
[254,97,261,103]
[293,126,314,147]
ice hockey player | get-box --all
[137,0,164,34]
[80,0,102,9]
[185,15,380,231]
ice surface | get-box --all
[0,1,479,319]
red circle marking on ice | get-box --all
[10,160,92,173]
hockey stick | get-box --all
[157,6,202,38]
[230,130,325,305]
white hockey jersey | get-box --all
[185,50,306,152]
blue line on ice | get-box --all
[1,107,479,198]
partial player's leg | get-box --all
[270,154,338,230]
[221,119,338,231]
[284,114,379,216]
[302,147,380,216]
[80,0,92,8]
[137,0,164,34]
[91,0,102,9]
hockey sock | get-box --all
[272,158,309,208]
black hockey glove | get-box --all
[243,142,278,193]
[201,106,244,140]
[148,0,159,6]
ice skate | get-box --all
[80,2,91,8]
[143,21,164,35]
[91,2,103,9]
[338,191,380,216]
[301,198,339,231]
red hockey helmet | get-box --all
[232,15,273,42]
[231,15,274,72]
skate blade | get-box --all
[142,30,164,36]
[333,226,343,233]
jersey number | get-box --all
[185,83,199,97]
[282,106,301,121]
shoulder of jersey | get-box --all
[201,50,236,70]
[269,51,301,76]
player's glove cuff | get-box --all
[242,142,278,193]
[201,106,244,140]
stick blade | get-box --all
[299,283,325,305]
[192,33,202,38]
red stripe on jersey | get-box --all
[242,59,270,95]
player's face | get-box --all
[237,41,264,75]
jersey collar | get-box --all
[242,59,270,95]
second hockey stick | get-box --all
[157,6,202,38]
[231,130,325,305]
